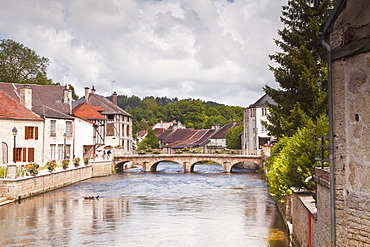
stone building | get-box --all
[323,0,370,245]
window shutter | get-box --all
[35,127,38,140]
[22,148,27,162]
[28,148,35,162]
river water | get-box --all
[0,163,289,246]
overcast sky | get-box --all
[0,0,287,107]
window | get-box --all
[50,120,56,137]
[261,108,267,116]
[14,147,35,162]
[50,144,56,160]
[58,144,63,160]
[66,121,72,137]
[126,125,130,137]
[106,123,114,136]
[25,126,38,140]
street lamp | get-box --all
[12,127,18,163]
[63,133,67,160]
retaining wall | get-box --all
[0,161,112,200]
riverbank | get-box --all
[0,160,113,206]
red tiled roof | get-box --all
[0,91,43,120]
[73,102,107,120]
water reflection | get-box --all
[0,163,289,246]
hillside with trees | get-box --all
[107,95,245,134]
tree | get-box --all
[0,39,52,84]
[266,115,328,201]
[137,128,159,150]
[264,0,333,138]
[226,125,243,149]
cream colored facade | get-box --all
[0,119,44,165]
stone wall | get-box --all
[330,1,370,245]
[0,161,112,200]
[290,190,316,247]
[313,168,331,247]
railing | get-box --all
[128,148,243,155]
[315,135,330,168]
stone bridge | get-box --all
[113,154,262,173]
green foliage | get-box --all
[137,128,159,150]
[264,0,333,138]
[226,125,244,149]
[121,94,244,133]
[266,115,328,201]
[0,39,53,84]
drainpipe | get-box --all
[319,33,336,247]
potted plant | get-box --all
[62,159,69,169]
[83,157,89,165]
[27,163,39,176]
[73,157,81,167]
[46,160,57,172]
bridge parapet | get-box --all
[114,154,262,173]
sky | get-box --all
[0,0,287,107]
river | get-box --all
[0,163,289,246]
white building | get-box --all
[243,94,276,155]
[0,90,44,165]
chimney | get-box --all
[20,86,32,110]
[91,86,96,94]
[112,91,117,105]
[84,87,89,101]
[63,88,69,104]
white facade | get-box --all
[73,117,95,160]
[42,117,75,165]
[0,119,44,165]
[243,94,275,155]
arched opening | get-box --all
[154,161,183,173]
[115,161,143,173]
[230,162,257,173]
[192,161,223,173]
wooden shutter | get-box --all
[35,127,38,140]
[28,148,35,162]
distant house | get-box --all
[137,120,185,144]
[242,94,276,155]
[0,90,44,165]
[158,121,242,153]
[73,87,133,154]
[207,121,242,150]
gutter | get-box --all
[319,33,336,247]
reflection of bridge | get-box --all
[114,154,262,173]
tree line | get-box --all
[106,95,244,134]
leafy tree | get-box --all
[0,39,52,84]
[137,128,159,150]
[264,0,333,138]
[266,115,328,201]
[226,125,243,149]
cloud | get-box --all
[0,0,287,106]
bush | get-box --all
[27,163,39,175]
[266,115,328,201]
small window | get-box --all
[107,123,114,136]
[66,121,72,137]
[50,120,56,137]
[25,126,38,140]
